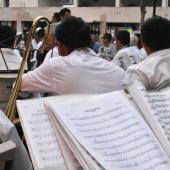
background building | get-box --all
[0,0,169,34]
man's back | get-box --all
[21,48,130,94]
[112,46,143,70]
[127,49,170,90]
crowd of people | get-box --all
[1,6,170,170]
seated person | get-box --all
[0,25,23,71]
[20,16,130,94]
[98,33,116,61]
[127,16,170,90]
[112,30,143,70]
[51,12,61,23]
[0,110,32,170]
[43,23,59,63]
[59,8,71,21]
[91,35,101,53]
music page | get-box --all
[128,83,170,157]
[17,98,67,170]
[46,91,170,170]
[147,89,170,140]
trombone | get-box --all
[6,16,50,121]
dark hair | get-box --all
[55,16,91,52]
[59,8,71,18]
[116,30,130,46]
[53,12,61,22]
[141,16,170,51]
[0,25,16,48]
[103,33,112,41]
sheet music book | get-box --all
[17,84,170,170]
[17,95,93,170]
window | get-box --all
[120,0,162,7]
[4,0,9,7]
[38,0,73,6]
[79,0,115,7]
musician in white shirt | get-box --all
[127,16,170,90]
[43,23,59,62]
[112,30,143,70]
[0,25,23,70]
[20,16,130,94]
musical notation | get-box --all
[17,99,66,169]
[49,91,170,170]
[146,90,170,142]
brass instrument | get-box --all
[6,16,50,121]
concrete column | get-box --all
[16,20,22,32]
[0,0,4,7]
[115,0,120,7]
[74,0,78,7]
[100,22,106,35]
[162,0,168,7]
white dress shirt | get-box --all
[31,39,43,62]
[43,46,59,63]
[0,48,22,70]
[112,46,143,70]
[98,43,117,61]
[127,49,170,90]
[21,48,130,94]
[0,110,33,170]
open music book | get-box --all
[16,83,170,170]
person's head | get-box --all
[115,30,130,50]
[0,25,16,48]
[59,8,71,21]
[55,16,91,56]
[141,16,170,55]
[45,23,58,51]
[51,12,61,23]
[102,33,112,46]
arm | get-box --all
[20,60,54,92]
[126,66,150,89]
[139,0,147,30]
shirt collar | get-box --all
[68,48,96,57]
[148,48,170,58]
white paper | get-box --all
[128,83,170,157]
[47,91,170,170]
[17,98,67,170]
[146,90,170,141]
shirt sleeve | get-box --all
[20,60,54,92]
[126,66,150,89]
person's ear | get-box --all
[116,40,121,50]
